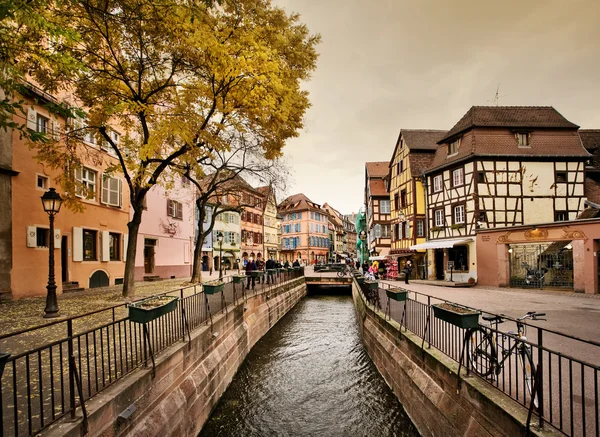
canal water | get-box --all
[199,295,419,436]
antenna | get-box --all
[487,83,509,106]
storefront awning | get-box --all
[410,237,474,250]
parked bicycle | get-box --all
[336,265,353,277]
[467,311,546,408]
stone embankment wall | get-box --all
[45,278,306,437]
[352,284,561,437]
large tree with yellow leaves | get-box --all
[31,0,319,296]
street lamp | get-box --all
[217,231,224,280]
[41,188,63,318]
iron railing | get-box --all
[358,280,600,437]
[0,268,304,437]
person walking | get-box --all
[292,259,300,267]
[256,254,266,284]
[403,260,413,285]
[266,257,276,284]
[372,260,379,279]
[245,257,257,290]
[362,261,368,274]
[378,260,387,280]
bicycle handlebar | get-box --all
[520,312,547,321]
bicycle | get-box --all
[466,311,546,408]
[336,265,353,277]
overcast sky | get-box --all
[271,0,600,215]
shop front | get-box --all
[410,237,476,283]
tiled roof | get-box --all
[369,179,388,196]
[440,106,579,143]
[402,129,447,151]
[409,153,436,178]
[255,186,270,196]
[365,161,389,178]
[428,129,590,172]
[279,193,322,212]
[585,177,600,204]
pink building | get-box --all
[134,177,195,280]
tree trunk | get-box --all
[190,231,204,283]
[123,206,143,297]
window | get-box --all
[405,221,410,238]
[516,132,530,147]
[380,200,391,214]
[454,204,465,224]
[556,172,567,183]
[36,227,50,247]
[416,220,424,237]
[167,199,183,220]
[109,233,121,261]
[555,211,568,221]
[434,209,444,227]
[478,211,487,223]
[398,160,404,174]
[448,246,468,271]
[102,175,122,207]
[401,190,407,208]
[452,168,464,186]
[83,229,97,261]
[37,175,48,189]
[448,139,459,155]
[394,193,399,210]
[382,224,390,238]
[477,171,486,183]
[75,167,97,199]
[36,114,48,133]
[433,175,443,193]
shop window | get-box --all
[109,232,121,261]
[83,229,97,261]
[448,246,468,271]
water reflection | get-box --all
[199,295,419,436]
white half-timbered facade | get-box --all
[418,106,590,283]
[364,162,391,258]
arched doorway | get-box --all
[90,270,109,288]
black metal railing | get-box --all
[0,268,304,437]
[356,279,600,437]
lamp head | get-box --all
[216,231,224,243]
[41,188,63,215]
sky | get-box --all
[271,0,600,215]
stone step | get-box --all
[62,282,85,293]
[143,275,162,282]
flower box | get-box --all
[129,296,179,324]
[203,281,225,294]
[432,303,480,329]
[233,275,246,284]
[267,269,277,274]
[364,280,378,291]
[250,271,264,278]
[386,288,408,302]
[356,277,365,285]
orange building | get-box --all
[2,85,129,299]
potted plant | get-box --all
[251,270,264,278]
[451,223,466,230]
[356,276,365,285]
[203,280,225,294]
[432,302,480,329]
[129,295,179,324]
[364,280,378,291]
[233,274,247,284]
[430,226,443,232]
[386,287,408,301]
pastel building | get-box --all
[257,185,280,260]
[212,208,241,272]
[134,177,195,280]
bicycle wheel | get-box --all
[337,270,344,277]
[467,327,496,377]
[520,346,539,409]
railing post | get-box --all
[427,296,431,348]
[180,289,185,341]
[537,328,544,429]
[67,320,76,420]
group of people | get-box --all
[243,255,301,290]
[361,259,414,284]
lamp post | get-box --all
[217,231,224,280]
[41,188,63,318]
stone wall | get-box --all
[352,284,561,437]
[44,279,306,437]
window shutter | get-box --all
[176,202,183,220]
[109,177,119,206]
[101,175,109,204]
[54,229,61,249]
[27,108,36,130]
[118,178,122,207]
[26,226,37,248]
[123,233,128,261]
[73,227,83,261]
[167,199,173,217]
[101,231,110,261]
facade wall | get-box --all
[212,210,241,271]
[11,94,130,298]
[280,209,329,263]
[134,180,194,281]
[263,191,279,260]
[240,191,264,259]
[0,86,13,295]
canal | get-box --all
[199,294,419,436]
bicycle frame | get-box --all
[486,319,530,373]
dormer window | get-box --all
[448,139,460,155]
[516,132,531,147]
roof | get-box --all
[402,129,447,151]
[585,177,600,204]
[278,193,322,212]
[369,179,388,196]
[365,161,389,178]
[440,106,580,143]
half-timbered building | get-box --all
[416,106,590,283]
[388,129,446,278]
[364,162,391,258]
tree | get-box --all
[26,0,319,296]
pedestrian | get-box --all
[355,260,360,270]
[265,257,276,284]
[284,260,290,268]
[256,254,265,284]
[293,259,300,267]
[379,260,387,279]
[362,261,368,274]
[245,257,257,290]
[403,260,413,284]
[372,260,379,279]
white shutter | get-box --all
[26,226,37,248]
[101,175,108,204]
[101,230,110,261]
[73,227,83,261]
[54,229,61,249]
[27,108,37,130]
[109,177,119,206]
[122,233,128,261]
[51,117,60,141]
